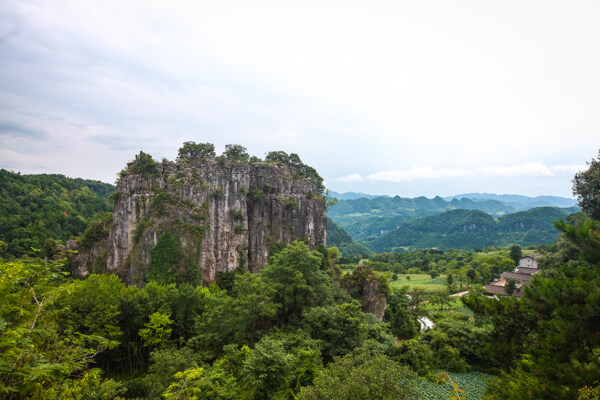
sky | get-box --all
[1,1,598,198]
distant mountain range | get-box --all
[330,190,576,207]
[443,193,577,209]
[363,207,577,252]
[326,191,580,254]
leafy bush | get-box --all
[146,231,179,285]
[126,151,160,178]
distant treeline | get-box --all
[0,169,115,257]
[328,193,578,245]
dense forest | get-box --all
[1,147,599,399]
[327,191,578,251]
[362,207,577,252]
[0,170,115,258]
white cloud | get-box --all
[0,0,597,196]
[367,167,468,182]
[337,173,364,182]
[480,162,553,177]
[364,162,585,184]
[550,164,587,174]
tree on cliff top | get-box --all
[177,142,215,161]
[265,150,324,194]
[223,144,249,162]
[125,151,160,178]
[573,150,600,220]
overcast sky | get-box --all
[1,1,598,198]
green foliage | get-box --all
[132,217,153,243]
[297,343,420,400]
[265,151,325,194]
[573,150,600,219]
[462,293,535,369]
[262,241,333,324]
[509,244,522,265]
[191,274,279,359]
[281,195,299,208]
[144,346,202,399]
[0,259,113,397]
[230,209,244,220]
[328,193,578,246]
[333,204,577,252]
[251,189,264,201]
[230,273,279,343]
[384,288,419,338]
[139,312,173,349]
[418,371,494,400]
[464,216,600,398]
[326,217,372,258]
[126,151,160,178]
[55,368,126,400]
[242,336,293,399]
[302,301,390,361]
[190,286,237,360]
[150,189,176,216]
[146,231,179,285]
[389,339,434,376]
[0,169,114,257]
[234,224,244,234]
[177,141,216,161]
[223,144,250,162]
[56,274,124,342]
[78,212,113,249]
[213,186,225,196]
[504,277,516,295]
[162,367,238,400]
[424,313,490,370]
[368,248,516,289]
[430,288,453,310]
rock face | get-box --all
[340,265,388,321]
[361,277,387,321]
[72,159,327,286]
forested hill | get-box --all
[0,169,115,257]
[326,217,372,258]
[444,192,577,208]
[363,207,578,252]
[327,192,578,241]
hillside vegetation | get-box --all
[2,149,599,399]
[325,217,372,258]
[364,207,576,252]
[0,169,115,257]
[328,192,578,242]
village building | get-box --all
[483,254,541,298]
[519,253,542,270]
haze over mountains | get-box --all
[327,191,579,254]
[330,190,576,208]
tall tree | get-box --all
[504,278,516,296]
[223,144,249,162]
[573,150,600,219]
[509,245,522,265]
[177,141,215,161]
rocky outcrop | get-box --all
[340,265,388,321]
[71,159,327,286]
[361,277,387,321]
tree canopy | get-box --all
[177,141,216,161]
[573,150,600,219]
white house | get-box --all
[519,253,542,270]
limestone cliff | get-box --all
[340,265,388,321]
[71,157,327,286]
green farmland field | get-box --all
[419,371,495,399]
[389,274,447,293]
